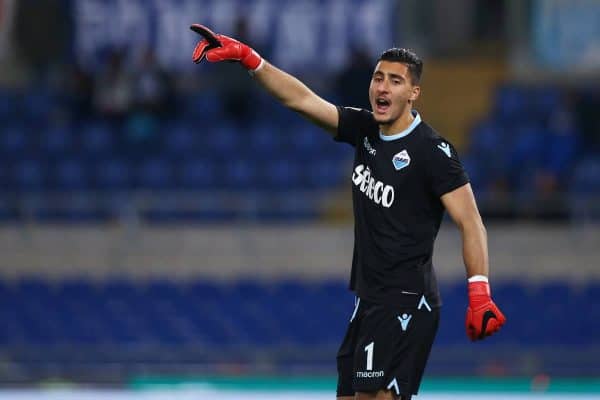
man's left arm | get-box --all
[441,183,488,279]
[441,183,506,341]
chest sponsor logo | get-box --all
[363,137,376,156]
[352,164,395,208]
[392,150,411,170]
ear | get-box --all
[409,85,421,102]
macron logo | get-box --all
[437,142,451,158]
[397,313,412,331]
[363,137,376,156]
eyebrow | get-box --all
[373,71,406,81]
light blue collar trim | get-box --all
[379,110,421,141]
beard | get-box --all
[373,114,397,125]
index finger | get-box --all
[190,24,222,48]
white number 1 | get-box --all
[364,342,374,371]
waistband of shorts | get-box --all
[355,291,441,309]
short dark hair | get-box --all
[377,48,423,84]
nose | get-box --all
[375,79,389,94]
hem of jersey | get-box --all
[354,292,442,309]
[379,110,421,141]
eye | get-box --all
[392,80,401,85]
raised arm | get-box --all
[191,24,339,136]
[253,62,338,135]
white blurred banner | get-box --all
[532,0,600,72]
[70,0,395,72]
[0,0,15,60]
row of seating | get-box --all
[0,120,349,161]
[0,157,350,192]
[2,83,599,221]
[465,88,585,196]
[1,278,598,348]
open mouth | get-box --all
[375,98,391,114]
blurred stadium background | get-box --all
[0,0,599,398]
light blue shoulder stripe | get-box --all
[379,110,421,141]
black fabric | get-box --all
[336,298,440,397]
[334,106,469,307]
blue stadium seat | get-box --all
[0,124,30,161]
[98,279,137,300]
[223,158,258,190]
[469,120,505,152]
[0,90,15,122]
[136,158,175,190]
[163,121,199,160]
[143,280,182,303]
[232,280,270,304]
[80,120,115,159]
[187,280,224,302]
[571,157,600,194]
[52,158,89,191]
[261,159,302,191]
[246,122,282,158]
[287,125,322,159]
[20,90,54,121]
[461,156,486,194]
[580,283,600,344]
[180,92,224,121]
[58,280,98,308]
[0,161,11,191]
[531,87,561,118]
[494,85,529,119]
[304,158,345,189]
[0,198,18,221]
[41,125,74,158]
[12,159,46,192]
[508,122,546,190]
[569,157,600,220]
[178,159,218,189]
[94,158,133,190]
[17,278,54,303]
[205,123,239,155]
[466,121,508,183]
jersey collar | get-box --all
[379,110,421,142]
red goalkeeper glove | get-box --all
[466,280,506,341]
[190,24,263,71]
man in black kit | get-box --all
[191,25,506,400]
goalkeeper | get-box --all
[191,24,506,400]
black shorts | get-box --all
[336,297,440,398]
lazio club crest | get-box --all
[392,150,411,171]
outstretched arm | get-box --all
[253,62,338,135]
[191,24,339,136]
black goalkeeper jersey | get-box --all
[335,107,469,308]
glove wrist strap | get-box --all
[248,58,265,75]
[242,49,263,71]
[468,280,491,298]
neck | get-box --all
[380,108,414,136]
